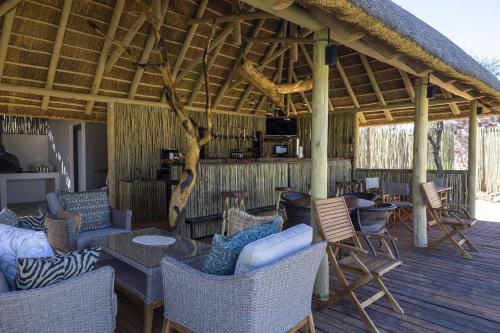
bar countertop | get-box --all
[198,157,350,164]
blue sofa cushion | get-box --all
[17,213,47,232]
[203,218,282,275]
[0,224,54,288]
[14,247,101,291]
[57,190,111,232]
[0,208,19,227]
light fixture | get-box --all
[325,45,337,66]
[426,85,437,99]
[477,106,484,114]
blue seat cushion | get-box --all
[0,208,19,227]
[77,228,128,250]
[57,190,111,232]
[203,217,282,276]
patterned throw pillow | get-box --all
[0,224,54,288]
[203,217,282,275]
[17,213,47,231]
[57,210,82,235]
[14,247,101,291]
[227,209,282,237]
[0,208,19,227]
[57,190,111,232]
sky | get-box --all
[392,0,500,59]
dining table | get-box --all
[289,196,375,211]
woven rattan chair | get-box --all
[0,266,116,333]
[160,241,327,333]
[421,182,478,259]
[313,197,403,333]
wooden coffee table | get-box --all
[92,227,211,333]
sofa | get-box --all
[46,191,132,252]
[0,266,117,333]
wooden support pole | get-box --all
[467,100,478,218]
[0,7,16,80]
[311,29,329,300]
[231,0,242,46]
[352,112,360,178]
[290,23,298,62]
[107,102,117,208]
[41,0,73,110]
[412,76,429,248]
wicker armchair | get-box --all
[160,241,327,333]
[0,266,116,333]
[45,192,132,252]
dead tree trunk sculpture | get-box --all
[428,121,444,170]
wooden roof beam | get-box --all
[104,12,147,74]
[0,83,266,117]
[399,69,415,102]
[441,89,461,115]
[240,0,325,31]
[0,105,106,123]
[360,54,393,121]
[245,37,314,44]
[292,71,312,113]
[128,0,169,99]
[0,7,16,80]
[0,0,21,18]
[337,58,368,123]
[85,0,125,114]
[175,24,233,84]
[187,11,272,25]
[231,0,242,46]
[41,0,73,110]
[172,0,209,79]
[272,0,295,10]
[429,73,482,100]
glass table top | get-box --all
[92,227,211,268]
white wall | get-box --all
[3,134,50,203]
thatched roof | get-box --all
[304,0,500,101]
[0,0,498,126]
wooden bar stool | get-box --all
[335,181,356,197]
[220,191,248,235]
[275,186,293,217]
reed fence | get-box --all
[478,126,500,193]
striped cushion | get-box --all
[57,190,111,232]
[0,208,19,227]
[17,213,47,231]
[13,247,101,291]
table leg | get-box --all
[144,303,154,333]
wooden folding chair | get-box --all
[313,197,404,333]
[421,182,478,259]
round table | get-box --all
[290,197,375,211]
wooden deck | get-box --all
[116,221,500,333]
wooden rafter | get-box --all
[272,0,295,10]
[187,34,227,106]
[0,104,106,122]
[399,69,415,102]
[0,0,21,18]
[0,7,16,80]
[41,0,73,110]
[187,11,272,25]
[337,58,366,123]
[360,54,393,121]
[287,42,295,115]
[245,37,314,44]
[292,71,312,113]
[174,24,233,83]
[231,0,242,46]
[128,0,169,99]
[172,0,209,79]
[104,13,147,74]
[442,89,461,115]
[212,19,269,109]
[84,0,125,114]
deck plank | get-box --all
[116,221,500,332]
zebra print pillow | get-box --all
[17,213,47,231]
[13,247,101,291]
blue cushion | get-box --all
[203,218,282,275]
[0,224,54,288]
[0,208,19,227]
[234,224,313,275]
[57,190,111,232]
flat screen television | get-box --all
[266,117,297,136]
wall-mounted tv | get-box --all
[266,118,297,136]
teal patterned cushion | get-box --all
[0,208,19,227]
[57,190,111,232]
[203,217,282,275]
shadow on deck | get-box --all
[116,221,500,333]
